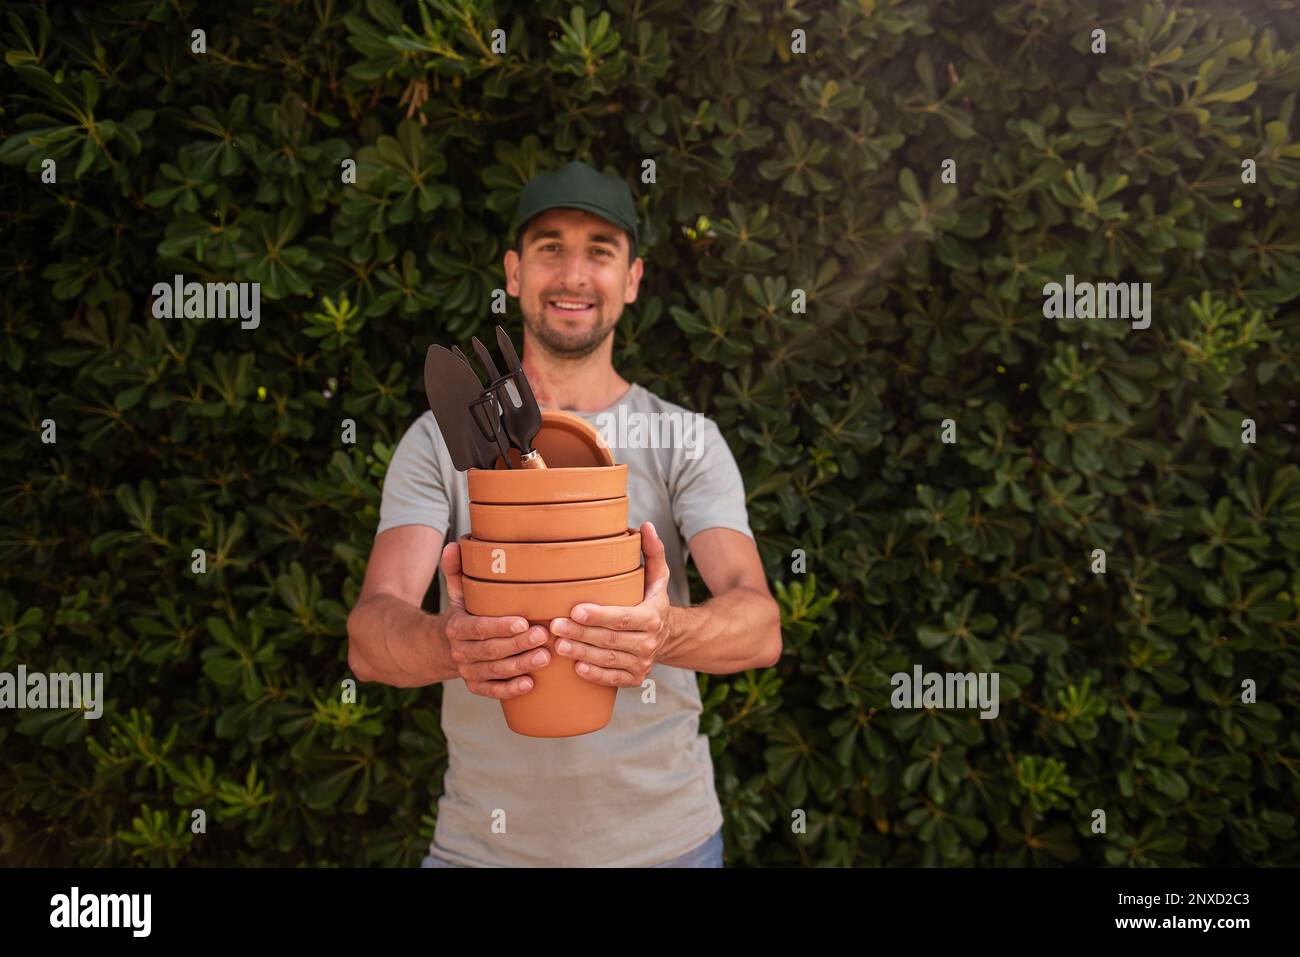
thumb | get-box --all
[640,521,669,601]
[440,540,466,613]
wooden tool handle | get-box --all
[520,450,546,469]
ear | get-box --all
[504,248,521,297]
[624,255,643,304]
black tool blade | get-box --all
[471,336,504,383]
[494,325,544,456]
[424,345,504,471]
[468,337,514,464]
[495,324,523,375]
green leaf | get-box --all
[1200,81,1256,104]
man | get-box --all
[346,159,782,868]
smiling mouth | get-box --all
[547,299,596,314]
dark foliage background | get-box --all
[2,0,1299,866]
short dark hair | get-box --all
[515,213,637,265]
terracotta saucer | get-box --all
[495,408,614,468]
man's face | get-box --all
[505,207,643,359]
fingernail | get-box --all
[520,678,532,691]
[577,663,589,675]
[557,640,572,654]
[553,618,569,635]
[511,620,527,634]
[573,607,588,622]
[531,650,548,666]
[531,629,547,645]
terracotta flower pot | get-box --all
[458,529,642,582]
[463,568,646,737]
[468,463,627,505]
[495,408,614,468]
[469,497,628,543]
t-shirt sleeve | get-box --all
[669,414,754,544]
[375,414,451,537]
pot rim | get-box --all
[467,463,628,505]
[469,496,628,512]
[459,528,640,549]
[468,464,627,477]
[462,567,643,590]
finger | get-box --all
[448,610,532,644]
[464,645,552,683]
[467,675,536,699]
[565,600,657,632]
[550,617,649,655]
[639,521,670,601]
[552,635,643,672]
[440,542,466,612]
[571,660,641,688]
[453,625,549,663]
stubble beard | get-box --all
[521,295,619,360]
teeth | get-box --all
[550,300,593,310]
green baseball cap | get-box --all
[509,159,639,253]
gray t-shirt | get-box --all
[375,381,753,867]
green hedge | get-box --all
[2,0,1299,866]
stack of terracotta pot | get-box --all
[459,410,644,738]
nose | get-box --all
[558,247,594,293]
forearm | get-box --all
[655,587,781,675]
[347,593,460,687]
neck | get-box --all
[522,331,630,412]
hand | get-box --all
[439,540,551,699]
[550,521,671,688]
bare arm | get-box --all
[346,525,458,687]
[655,528,782,674]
